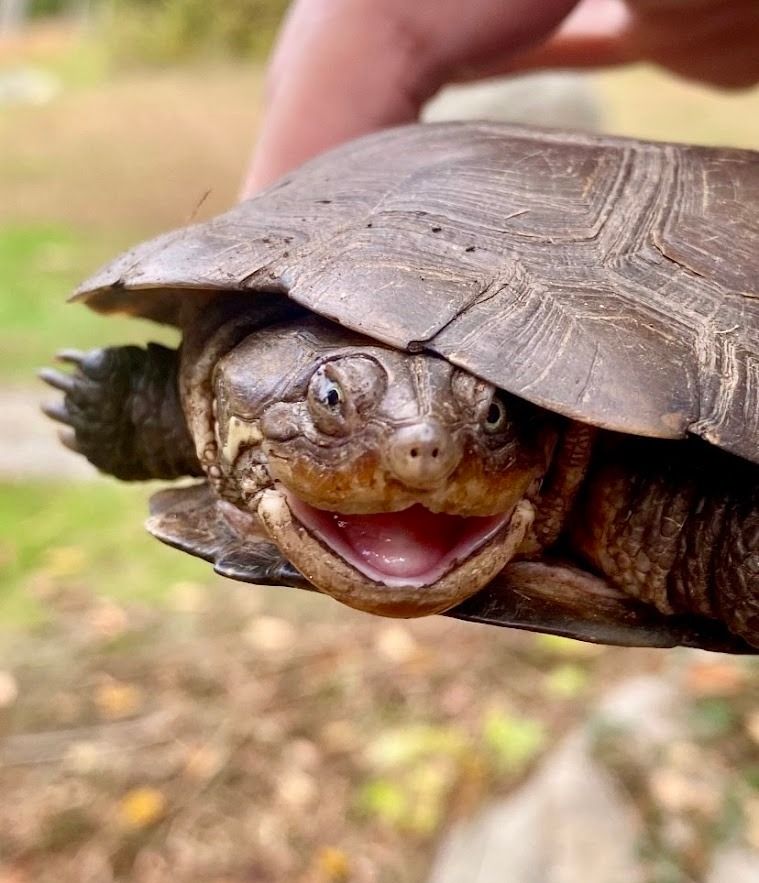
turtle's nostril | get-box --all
[386,422,460,489]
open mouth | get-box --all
[286,494,511,588]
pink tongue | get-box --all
[331,506,467,578]
[287,497,507,583]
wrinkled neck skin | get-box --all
[183,312,575,617]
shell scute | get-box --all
[74,123,759,463]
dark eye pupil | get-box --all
[326,387,341,408]
[486,402,502,425]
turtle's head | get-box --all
[210,317,555,616]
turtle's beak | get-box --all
[255,486,535,617]
[286,494,510,587]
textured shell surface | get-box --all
[74,122,759,464]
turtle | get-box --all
[41,122,758,653]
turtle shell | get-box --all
[74,122,759,464]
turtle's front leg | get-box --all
[570,439,758,649]
[41,344,202,481]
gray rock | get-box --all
[427,732,644,883]
[706,848,759,883]
[595,674,685,750]
[426,676,688,883]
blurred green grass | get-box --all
[0,223,179,380]
[0,38,264,626]
[40,35,110,90]
[0,479,214,625]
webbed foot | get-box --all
[41,344,202,481]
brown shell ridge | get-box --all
[71,122,759,462]
[638,158,758,463]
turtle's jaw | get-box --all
[286,495,510,588]
[256,486,534,617]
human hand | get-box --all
[243,0,759,195]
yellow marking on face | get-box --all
[221,415,263,466]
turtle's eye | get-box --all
[307,357,385,435]
[310,371,345,412]
[307,367,350,434]
[321,380,343,410]
[483,396,508,434]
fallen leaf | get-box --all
[404,760,452,835]
[119,787,167,829]
[482,709,546,774]
[358,780,407,826]
[365,725,466,768]
[315,846,350,882]
[94,678,143,720]
[544,663,589,699]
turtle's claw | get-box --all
[42,343,198,481]
[55,349,86,367]
[42,401,72,426]
[39,367,77,394]
[58,429,80,453]
[43,346,143,474]
[56,347,110,381]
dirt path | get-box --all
[0,384,95,479]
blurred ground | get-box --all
[0,583,756,883]
[1,18,758,883]
[0,63,262,232]
[0,581,662,883]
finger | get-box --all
[516,0,759,88]
[502,0,636,73]
[243,0,581,196]
[624,0,759,88]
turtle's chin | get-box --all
[256,487,534,617]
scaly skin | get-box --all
[44,315,758,645]
[206,316,556,616]
[571,437,758,646]
[41,344,201,481]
